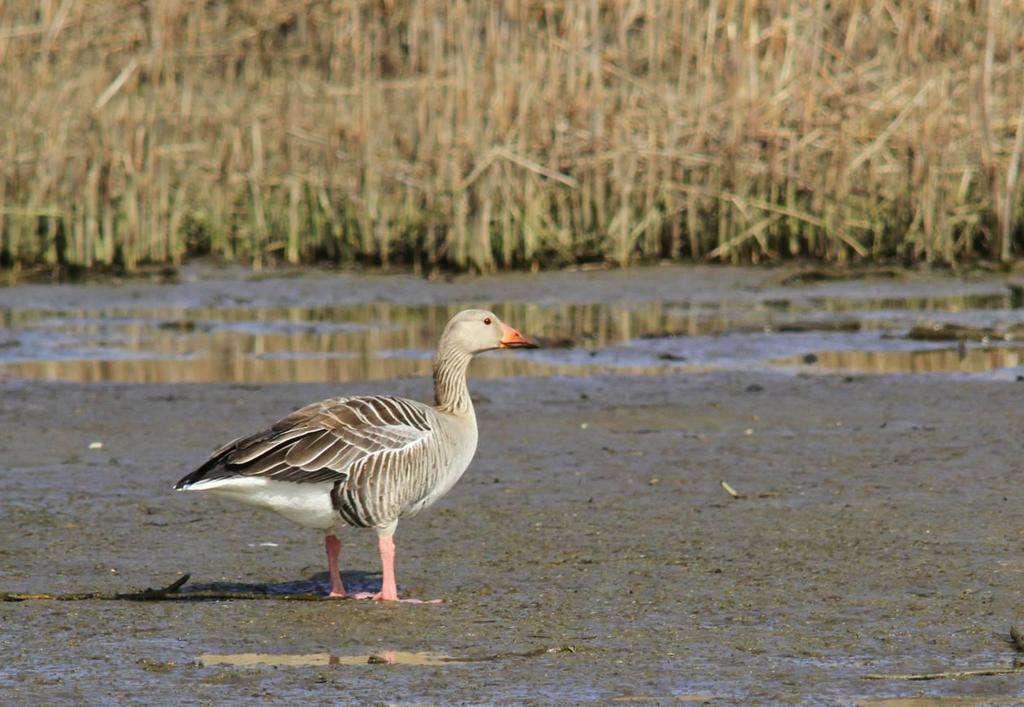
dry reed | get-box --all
[1,0,1023,273]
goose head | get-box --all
[439,309,539,355]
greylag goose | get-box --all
[175,309,537,602]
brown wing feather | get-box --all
[174,396,432,488]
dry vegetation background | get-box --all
[2,0,1024,274]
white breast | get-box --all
[403,415,479,518]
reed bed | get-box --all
[1,0,1023,273]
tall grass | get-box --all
[1,0,1023,273]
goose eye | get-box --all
[483,317,492,325]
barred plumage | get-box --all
[175,309,538,601]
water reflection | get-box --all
[858,698,1023,706]
[1,293,1023,383]
[199,650,457,667]
[0,302,758,383]
[774,346,1024,375]
[801,292,1016,313]
[612,694,721,703]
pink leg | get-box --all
[352,534,441,603]
[378,534,400,600]
[324,534,346,598]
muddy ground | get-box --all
[2,266,1024,704]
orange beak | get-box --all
[499,323,539,349]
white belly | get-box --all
[182,477,337,530]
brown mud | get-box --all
[1,265,1024,703]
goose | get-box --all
[174,309,538,602]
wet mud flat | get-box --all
[2,265,1024,703]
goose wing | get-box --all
[175,395,433,487]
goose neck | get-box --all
[433,345,473,415]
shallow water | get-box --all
[2,284,1024,383]
[2,265,1024,703]
[199,650,458,667]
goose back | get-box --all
[176,394,477,530]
